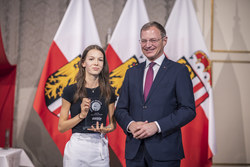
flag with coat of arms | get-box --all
[33,0,101,155]
[164,0,217,166]
[106,0,149,166]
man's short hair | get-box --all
[140,21,166,38]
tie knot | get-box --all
[149,62,156,68]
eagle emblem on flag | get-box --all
[110,56,138,96]
[44,55,80,116]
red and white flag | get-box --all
[106,0,149,166]
[164,0,216,166]
[33,0,101,155]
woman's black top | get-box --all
[62,84,116,133]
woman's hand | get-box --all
[79,98,91,119]
[88,121,115,134]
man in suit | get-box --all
[114,21,196,167]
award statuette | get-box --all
[83,99,105,130]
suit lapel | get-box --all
[139,62,146,103]
[145,57,171,102]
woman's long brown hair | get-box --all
[73,45,111,104]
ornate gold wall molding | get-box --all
[213,162,250,166]
[212,60,250,64]
[211,59,250,87]
[211,0,250,53]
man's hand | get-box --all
[132,122,158,139]
[128,121,148,134]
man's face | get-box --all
[140,26,167,61]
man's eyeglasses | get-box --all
[139,37,164,45]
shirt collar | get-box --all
[145,54,165,68]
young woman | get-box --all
[58,45,116,167]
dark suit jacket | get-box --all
[115,57,196,161]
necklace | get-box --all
[90,87,97,93]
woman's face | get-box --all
[82,49,104,77]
